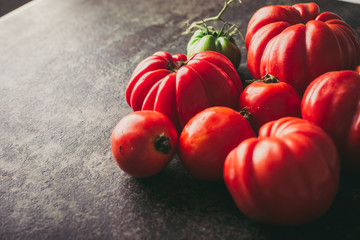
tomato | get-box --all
[246,2,360,94]
[187,28,241,69]
[224,117,340,226]
[301,70,360,172]
[356,65,360,73]
[125,51,242,131]
[239,74,301,132]
[110,111,178,178]
[178,106,255,181]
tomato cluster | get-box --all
[110,2,360,226]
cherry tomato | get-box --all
[178,106,255,181]
[239,74,301,132]
[110,111,178,178]
[224,117,340,226]
[301,70,360,172]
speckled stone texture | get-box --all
[1,0,360,239]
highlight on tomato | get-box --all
[301,70,360,172]
[246,2,360,94]
[224,117,340,226]
[125,51,242,131]
[110,111,178,178]
[239,74,301,132]
[178,106,255,181]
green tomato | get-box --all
[187,28,241,69]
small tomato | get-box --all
[239,74,301,132]
[178,106,255,181]
[110,111,178,178]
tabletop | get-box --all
[1,0,360,239]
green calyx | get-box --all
[183,0,244,41]
[186,24,241,68]
[245,74,280,85]
[183,0,243,68]
[195,24,237,41]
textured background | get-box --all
[1,0,360,239]
[0,0,32,16]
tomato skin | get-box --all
[178,106,255,181]
[239,75,301,132]
[246,2,360,94]
[187,29,241,69]
[301,70,360,172]
[224,117,340,226]
[110,111,178,178]
[125,51,242,131]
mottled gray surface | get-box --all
[1,0,360,239]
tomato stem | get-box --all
[154,133,172,154]
[246,74,280,84]
[167,61,176,71]
[183,0,244,41]
[168,60,187,73]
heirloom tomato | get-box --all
[187,27,241,69]
[110,111,178,178]
[224,117,340,226]
[246,2,360,94]
[125,51,242,131]
[239,74,301,132]
[178,107,255,181]
[301,70,360,172]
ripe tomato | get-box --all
[125,51,242,131]
[239,74,301,132]
[224,117,340,226]
[301,70,360,172]
[178,106,255,181]
[187,27,241,69]
[246,2,360,94]
[110,111,178,178]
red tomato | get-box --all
[110,111,178,178]
[224,117,340,226]
[178,107,255,181]
[301,70,360,172]
[125,51,242,130]
[246,2,360,94]
[239,74,301,132]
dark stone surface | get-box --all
[1,0,359,239]
[0,0,32,17]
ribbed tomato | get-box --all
[246,2,360,94]
[125,51,242,130]
[301,70,360,172]
[224,117,340,226]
